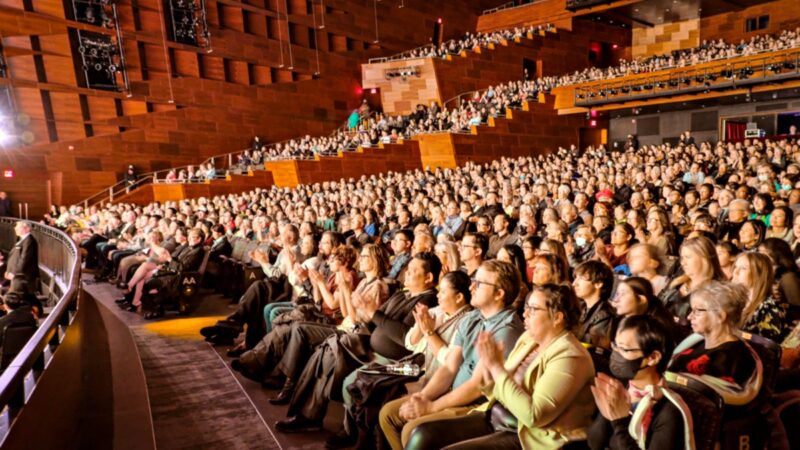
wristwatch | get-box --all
[425,330,436,337]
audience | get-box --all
[42,26,800,447]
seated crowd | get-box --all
[224,27,800,168]
[49,131,800,449]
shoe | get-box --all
[117,300,132,309]
[115,298,129,304]
[226,346,246,358]
[274,415,322,433]
[200,325,218,338]
[144,307,164,320]
[231,359,263,382]
[269,379,295,405]
[261,376,285,390]
[326,427,358,449]
[230,359,244,372]
[206,333,235,346]
[126,304,139,313]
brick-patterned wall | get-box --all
[632,19,700,59]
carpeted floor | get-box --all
[131,324,282,450]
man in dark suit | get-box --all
[0,192,11,217]
[0,291,37,352]
[5,221,38,294]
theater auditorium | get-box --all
[0,0,799,448]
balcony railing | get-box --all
[573,49,800,107]
[0,218,81,445]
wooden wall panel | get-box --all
[632,19,700,59]
[700,0,800,44]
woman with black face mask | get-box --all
[587,315,696,450]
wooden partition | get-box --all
[111,172,274,204]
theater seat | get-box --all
[667,374,725,450]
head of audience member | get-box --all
[412,232,435,256]
[403,252,441,294]
[688,280,747,339]
[731,251,774,323]
[493,214,510,236]
[14,221,31,238]
[476,215,492,235]
[469,260,521,315]
[496,244,528,286]
[727,199,750,224]
[524,284,581,344]
[610,315,674,385]
[459,232,487,270]
[299,235,318,260]
[758,237,798,276]
[434,241,461,274]
[573,260,615,305]
[521,235,542,263]
[391,229,414,256]
[531,252,567,287]
[627,243,665,279]
[679,236,725,285]
[359,243,391,278]
[319,231,343,259]
[437,271,472,316]
[738,219,766,250]
[330,245,358,275]
[611,277,668,319]
[187,229,205,247]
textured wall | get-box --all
[632,19,700,59]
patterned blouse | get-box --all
[743,296,787,342]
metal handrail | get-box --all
[569,43,800,95]
[0,218,81,445]
[368,43,437,64]
[481,0,542,15]
[574,48,800,106]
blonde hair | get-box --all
[735,252,774,322]
[671,237,725,291]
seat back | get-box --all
[197,247,211,275]
[1,323,37,370]
[740,331,781,392]
[667,375,725,450]
[229,238,249,261]
[239,241,260,265]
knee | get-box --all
[404,421,438,450]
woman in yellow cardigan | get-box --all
[404,284,596,449]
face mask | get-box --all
[783,184,792,191]
[758,175,769,182]
[575,237,587,248]
[609,351,646,382]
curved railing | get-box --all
[573,48,800,107]
[0,218,81,445]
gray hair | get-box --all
[728,199,751,212]
[692,280,748,328]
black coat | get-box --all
[0,306,37,350]
[368,288,438,360]
[174,244,205,272]
[0,198,11,217]
[6,235,39,293]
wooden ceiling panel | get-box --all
[31,0,67,18]
[87,96,118,121]
[7,55,38,82]
[41,54,77,85]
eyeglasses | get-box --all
[471,278,498,289]
[525,304,547,313]
[611,342,642,354]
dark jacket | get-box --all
[588,397,684,450]
[368,288,438,360]
[209,237,232,262]
[6,235,39,293]
[174,244,205,272]
[0,306,37,351]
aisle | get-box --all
[83,279,284,450]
